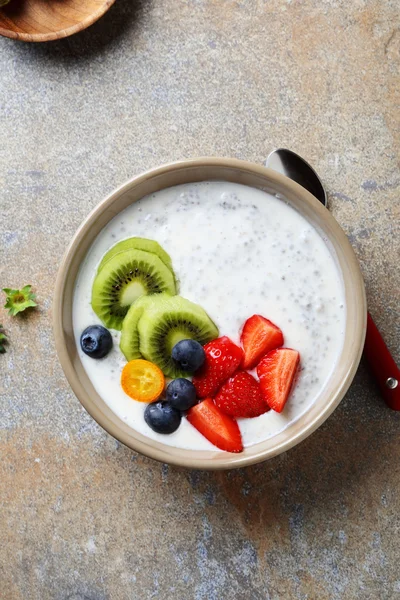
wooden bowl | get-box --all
[0,0,116,42]
[53,158,367,470]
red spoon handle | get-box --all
[364,312,400,410]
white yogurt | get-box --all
[73,182,346,451]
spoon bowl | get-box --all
[0,0,115,42]
[266,148,327,207]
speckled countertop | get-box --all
[1,1,399,598]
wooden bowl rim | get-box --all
[0,0,116,42]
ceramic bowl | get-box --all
[0,0,115,43]
[53,158,367,470]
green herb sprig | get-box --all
[0,325,7,353]
[3,285,37,316]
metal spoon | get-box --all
[266,148,400,410]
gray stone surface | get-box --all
[1,0,399,598]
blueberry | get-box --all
[166,378,197,411]
[80,325,113,359]
[172,339,205,372]
[144,401,181,434]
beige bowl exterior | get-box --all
[53,158,367,470]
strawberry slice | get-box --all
[241,315,284,369]
[215,371,269,418]
[187,398,243,453]
[192,336,243,398]
[257,348,300,413]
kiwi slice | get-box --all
[98,237,173,273]
[120,295,154,361]
[91,250,176,330]
[138,294,219,378]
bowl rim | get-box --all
[0,0,116,42]
[53,157,367,470]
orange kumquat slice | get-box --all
[121,359,165,403]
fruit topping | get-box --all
[137,294,219,378]
[215,371,269,418]
[172,339,206,373]
[240,314,284,370]
[144,401,181,434]
[91,249,176,330]
[257,348,300,413]
[192,336,243,398]
[166,378,197,411]
[80,325,113,359]
[98,237,174,274]
[121,359,165,403]
[187,398,243,453]
[120,295,153,361]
